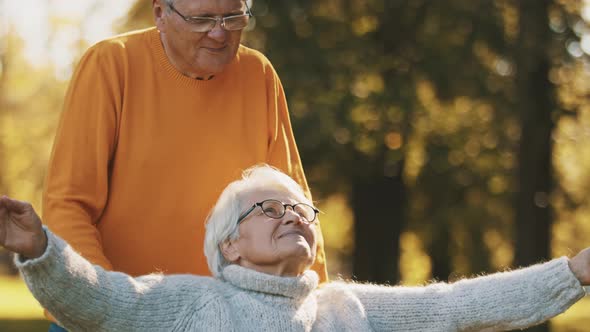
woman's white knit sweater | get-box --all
[16,230,586,331]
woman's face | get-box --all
[224,188,317,276]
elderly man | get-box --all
[43,0,327,330]
[2,165,590,331]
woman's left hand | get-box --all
[0,196,46,259]
[569,247,590,285]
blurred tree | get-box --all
[119,0,153,32]
[398,1,517,281]
[514,0,555,271]
[252,0,520,283]
[0,14,68,276]
[247,0,413,283]
[0,1,14,275]
[120,1,590,303]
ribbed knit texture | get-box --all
[16,229,585,332]
[42,27,327,281]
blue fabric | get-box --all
[48,323,67,332]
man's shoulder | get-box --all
[237,45,274,67]
[87,27,155,55]
[235,45,280,79]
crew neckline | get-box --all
[222,264,318,300]
[148,28,237,88]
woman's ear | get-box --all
[220,240,240,263]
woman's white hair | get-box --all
[204,164,311,278]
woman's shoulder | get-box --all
[314,281,359,301]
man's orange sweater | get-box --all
[43,28,327,281]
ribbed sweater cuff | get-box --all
[14,227,69,327]
[534,257,586,312]
[14,226,62,271]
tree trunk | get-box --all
[514,1,554,331]
[428,224,452,281]
[351,158,406,284]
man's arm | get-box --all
[265,67,329,282]
[43,41,122,270]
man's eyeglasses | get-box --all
[169,1,253,33]
[237,199,319,224]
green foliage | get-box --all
[115,0,590,281]
[248,0,519,278]
[0,320,50,332]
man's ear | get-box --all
[153,0,167,32]
[220,240,240,263]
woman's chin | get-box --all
[280,235,312,252]
[283,233,315,247]
[287,243,317,266]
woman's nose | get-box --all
[282,207,307,225]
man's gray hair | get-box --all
[164,0,252,6]
[164,0,252,9]
[203,164,310,278]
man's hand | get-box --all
[569,247,590,286]
[0,196,47,259]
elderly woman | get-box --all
[1,165,589,331]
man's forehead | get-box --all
[179,0,245,12]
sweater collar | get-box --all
[148,27,239,88]
[221,265,318,300]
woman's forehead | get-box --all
[244,187,305,205]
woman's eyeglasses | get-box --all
[237,199,319,224]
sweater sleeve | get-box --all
[264,65,329,282]
[15,228,215,332]
[42,41,122,270]
[346,259,585,331]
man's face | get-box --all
[155,0,246,77]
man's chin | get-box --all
[195,53,233,71]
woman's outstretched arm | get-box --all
[342,254,586,331]
[1,196,217,331]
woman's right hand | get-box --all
[0,196,46,259]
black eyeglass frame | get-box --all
[168,1,253,32]
[237,199,320,224]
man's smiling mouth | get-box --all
[202,45,227,53]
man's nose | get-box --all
[207,20,227,42]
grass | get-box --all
[0,276,45,319]
[0,275,589,331]
[0,319,50,332]
[0,276,49,332]
[552,296,590,331]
